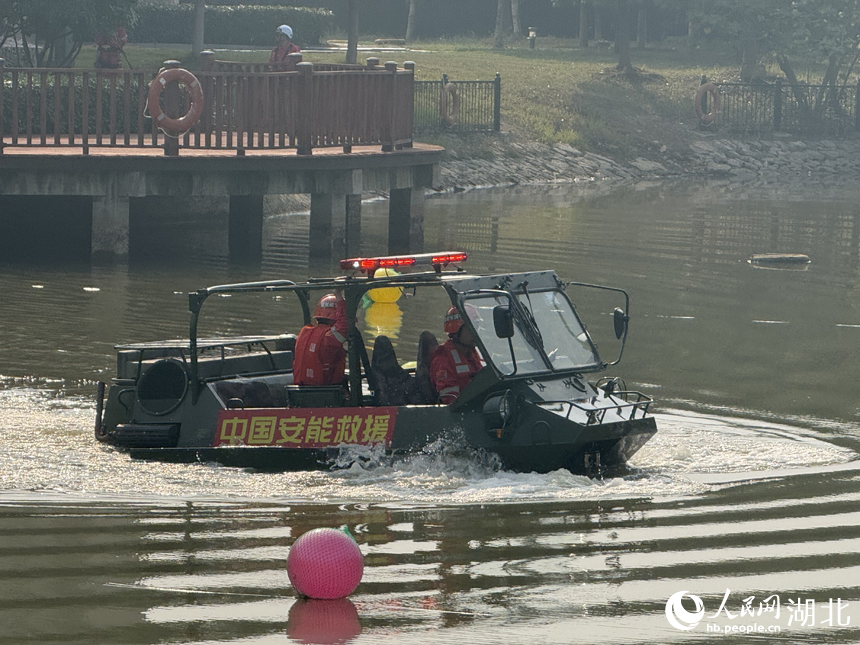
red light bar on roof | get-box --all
[340,252,468,274]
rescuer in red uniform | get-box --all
[269,24,301,64]
[430,305,485,404]
[94,26,128,69]
[293,293,348,386]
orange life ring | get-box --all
[148,68,204,136]
[439,82,460,126]
[694,82,721,124]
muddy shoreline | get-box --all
[269,132,860,215]
[434,132,860,193]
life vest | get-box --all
[269,42,301,64]
[293,323,347,386]
[430,340,484,404]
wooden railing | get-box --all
[0,55,415,156]
[207,53,369,74]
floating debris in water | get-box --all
[748,253,810,265]
[748,253,811,271]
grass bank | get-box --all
[78,38,748,161]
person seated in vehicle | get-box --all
[293,293,348,386]
[414,330,439,404]
[216,380,275,408]
[430,306,485,405]
[371,335,420,405]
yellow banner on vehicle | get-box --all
[213,407,397,448]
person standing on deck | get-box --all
[430,306,484,404]
[94,26,127,69]
[293,293,348,386]
[270,24,301,64]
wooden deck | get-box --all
[0,139,442,158]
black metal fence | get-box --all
[414,73,501,132]
[704,79,860,134]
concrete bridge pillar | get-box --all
[91,194,129,262]
[346,194,362,257]
[310,192,363,261]
[388,187,424,254]
[229,195,264,264]
[310,192,345,261]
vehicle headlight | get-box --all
[483,390,516,430]
[498,393,511,422]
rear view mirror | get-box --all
[613,307,628,340]
[493,305,514,338]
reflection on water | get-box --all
[2,179,860,643]
[3,478,860,644]
[363,302,404,342]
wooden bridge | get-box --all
[0,54,442,262]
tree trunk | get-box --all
[739,38,760,82]
[346,0,359,64]
[579,1,588,48]
[48,30,75,67]
[777,55,811,121]
[815,54,840,118]
[493,0,509,49]
[192,0,205,56]
[511,0,522,37]
[637,0,646,49]
[406,0,418,43]
[616,0,632,72]
[594,5,603,40]
[20,32,34,67]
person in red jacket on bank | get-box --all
[430,305,485,404]
[293,293,348,386]
[270,24,301,64]
[94,26,128,69]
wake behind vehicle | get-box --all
[95,252,656,474]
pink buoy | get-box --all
[287,598,361,644]
[287,527,364,599]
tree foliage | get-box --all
[686,0,860,120]
[1,0,138,67]
[687,0,860,71]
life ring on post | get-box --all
[148,68,204,136]
[694,82,721,124]
[439,82,460,126]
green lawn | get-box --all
[368,38,741,157]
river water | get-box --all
[1,178,859,644]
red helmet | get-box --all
[313,293,338,320]
[444,306,464,335]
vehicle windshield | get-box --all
[465,289,600,376]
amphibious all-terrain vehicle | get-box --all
[95,252,656,474]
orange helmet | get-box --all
[313,293,338,320]
[444,306,464,335]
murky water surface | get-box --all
[2,178,860,644]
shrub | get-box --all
[130,4,333,47]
